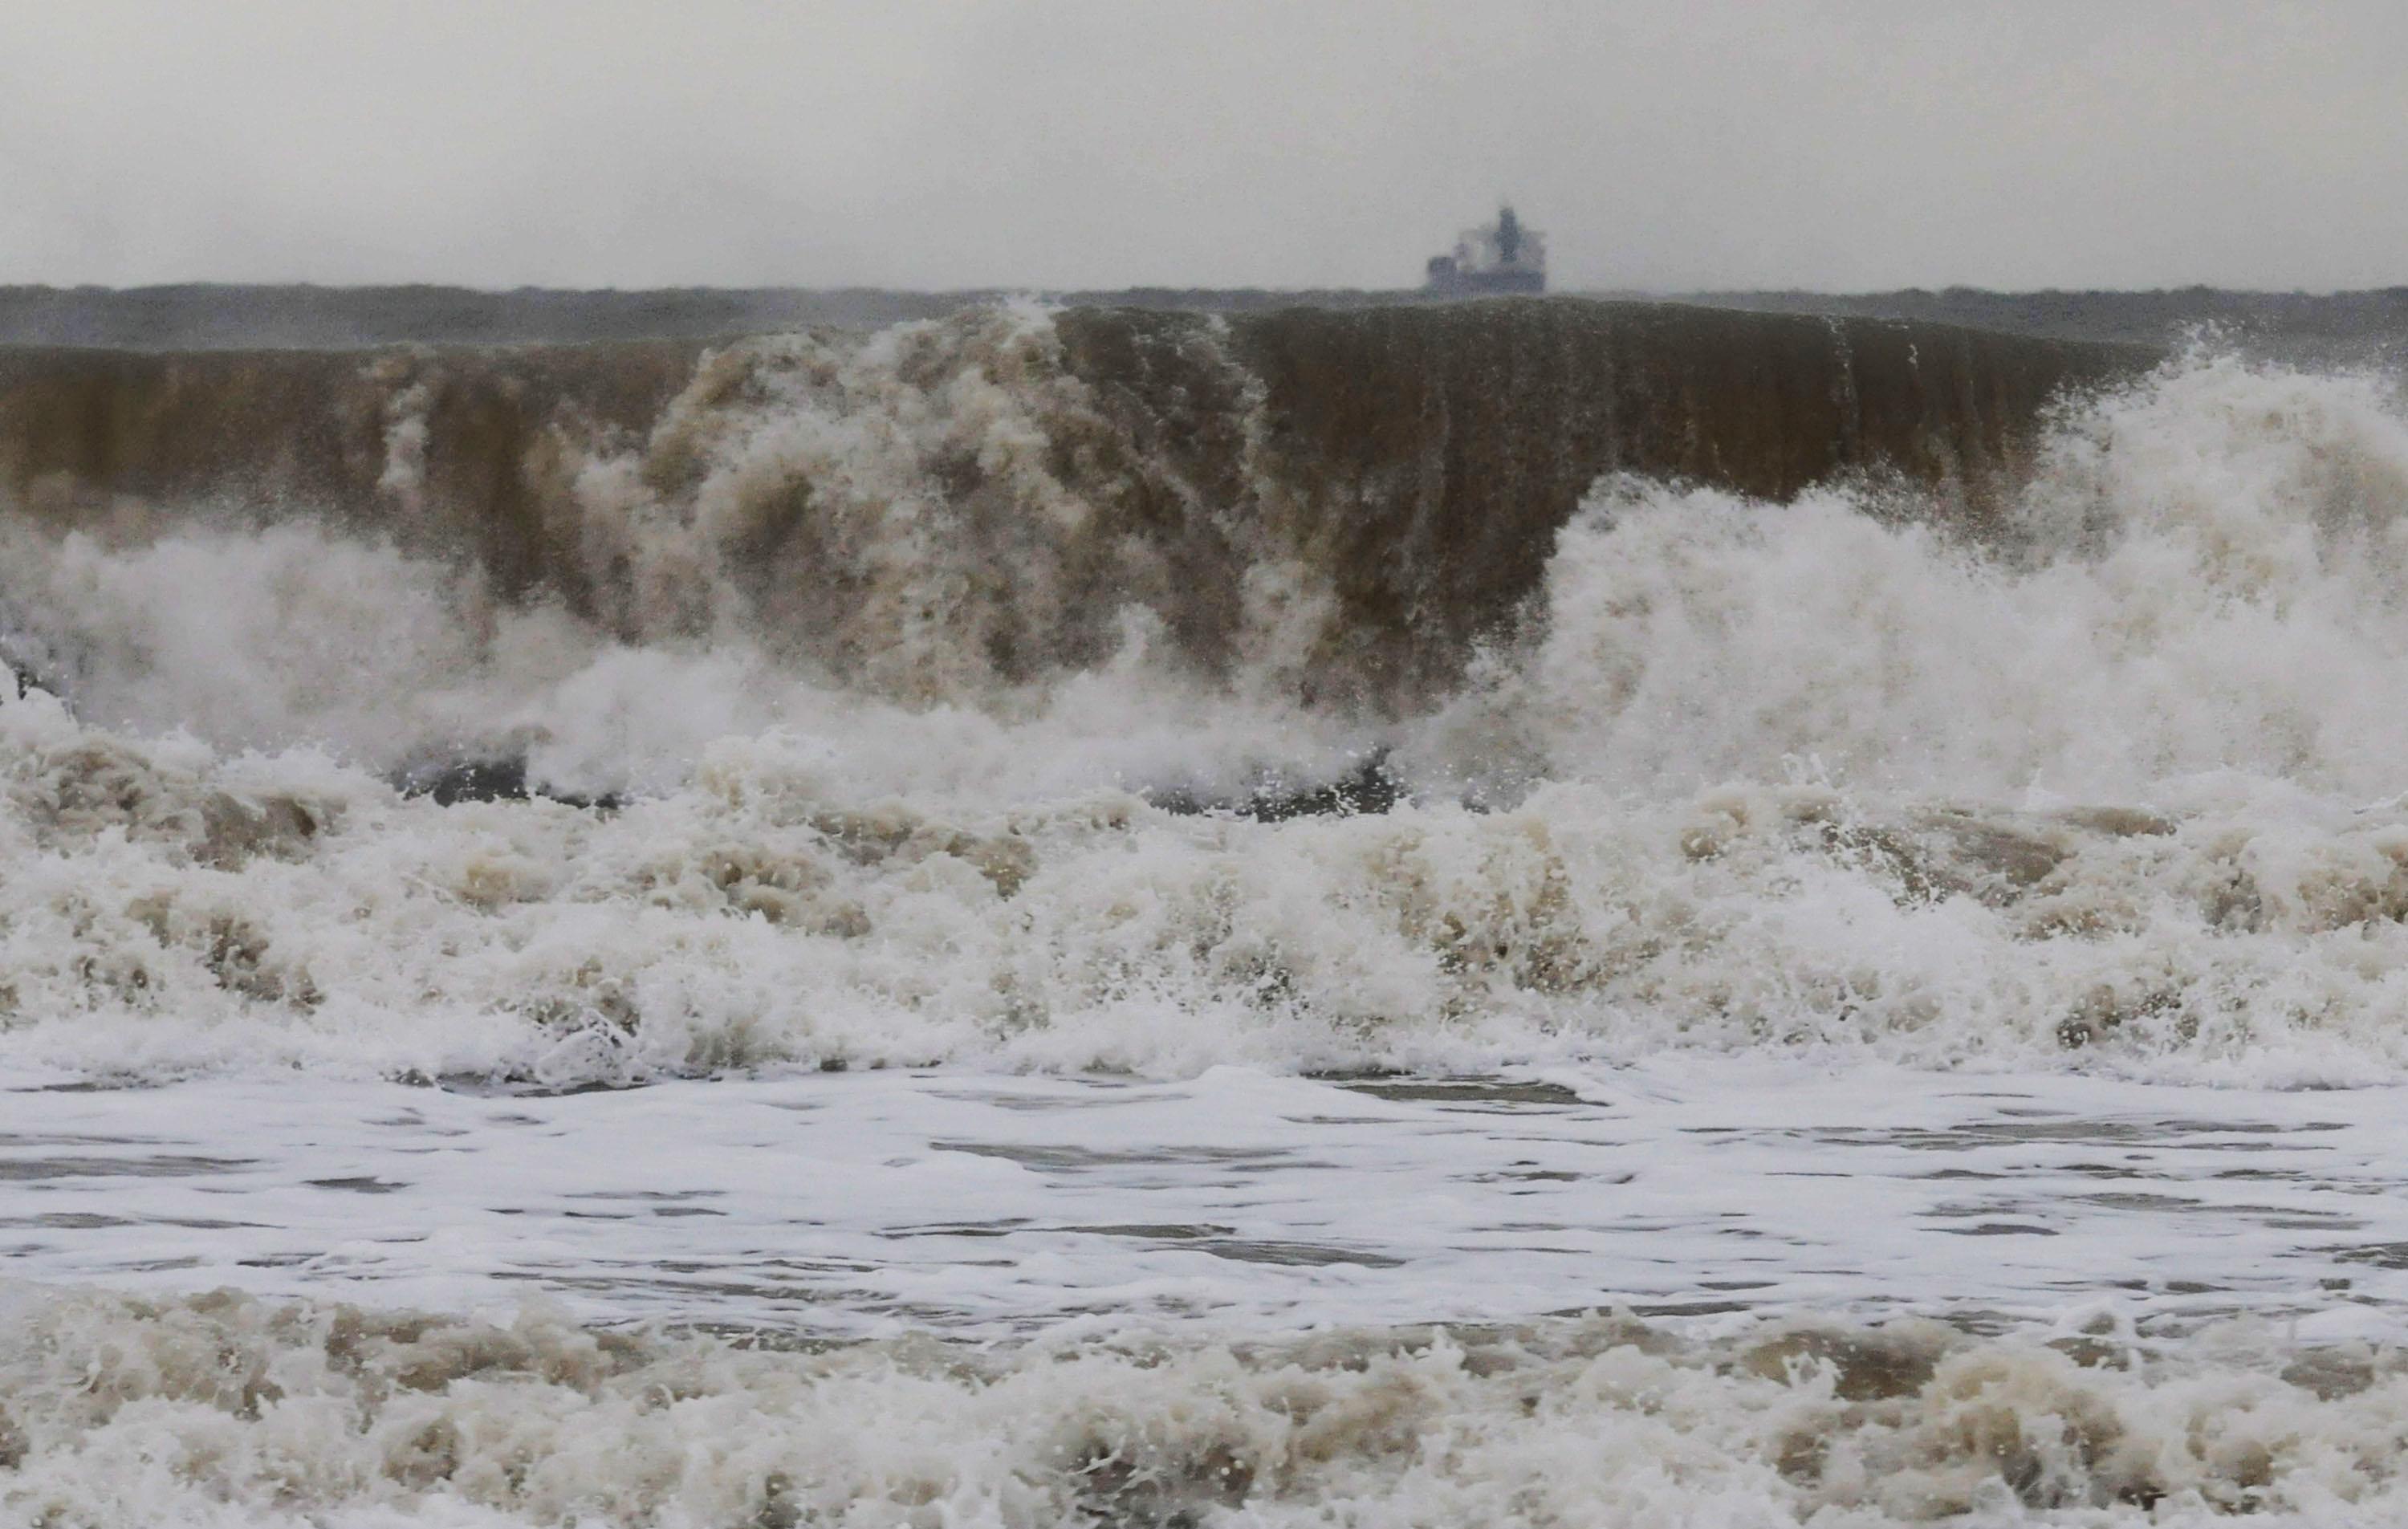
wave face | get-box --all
[0,301,2132,716]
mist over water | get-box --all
[10,303,2408,1523]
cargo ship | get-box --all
[1423,205,1546,296]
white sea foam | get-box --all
[6,1281,2408,1528]
[1477,352,2408,803]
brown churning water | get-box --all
[0,300,2145,713]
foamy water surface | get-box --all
[6,1060,2406,1342]
[8,329,2408,1523]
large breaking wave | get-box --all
[2,305,2406,1084]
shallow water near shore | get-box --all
[5,1059,2405,1342]
[13,1059,2408,1527]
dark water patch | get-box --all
[1076,1223,1238,1241]
[877,1221,1033,1240]
[6,281,2401,360]
[1466,1167,1597,1184]
[1938,1222,2061,1237]
[932,1141,1292,1173]
[2,651,47,701]
[429,1072,651,1098]
[1149,751,1401,820]
[0,283,1019,349]
[2,1212,264,1230]
[0,1153,256,1180]
[393,754,624,811]
[2074,1191,2202,1211]
[569,1189,728,1202]
[1794,1119,2341,1152]
[2333,1242,2408,1271]
[1336,1076,1587,1109]
[1626,1299,1757,1317]
[1686,286,2408,368]
[1190,1238,1405,1269]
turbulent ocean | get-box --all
[7,295,2408,1524]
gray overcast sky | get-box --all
[3,0,2403,292]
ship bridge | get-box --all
[1425,205,1546,296]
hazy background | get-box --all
[3,0,2402,293]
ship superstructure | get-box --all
[1424,205,1546,296]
